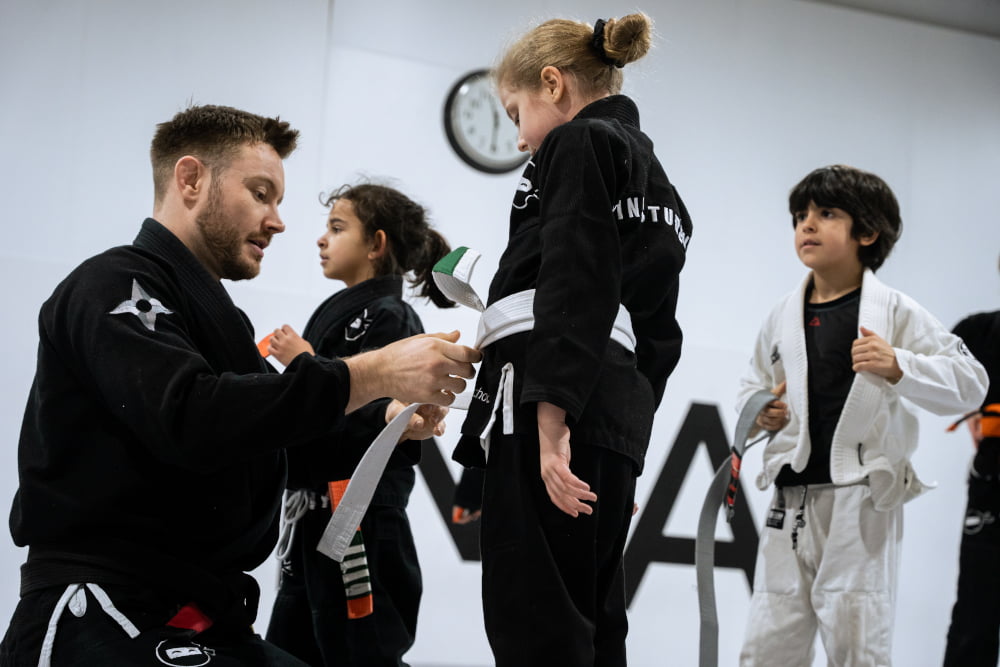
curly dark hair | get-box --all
[323,183,455,308]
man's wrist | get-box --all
[344,349,383,413]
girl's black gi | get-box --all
[454,95,692,667]
[266,275,424,667]
[2,219,356,665]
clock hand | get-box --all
[490,107,500,152]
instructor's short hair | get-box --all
[789,164,902,272]
[150,104,299,203]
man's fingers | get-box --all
[416,403,448,421]
[426,330,461,343]
[440,376,468,397]
[426,331,482,364]
[772,381,787,397]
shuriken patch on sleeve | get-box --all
[344,308,373,342]
[110,279,173,331]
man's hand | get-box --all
[754,381,789,434]
[385,400,448,441]
[852,326,903,383]
[538,401,597,517]
[344,331,480,412]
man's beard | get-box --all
[195,183,260,281]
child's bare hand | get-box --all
[268,324,315,366]
[852,326,903,383]
[755,381,789,432]
[538,402,597,517]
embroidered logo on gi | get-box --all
[473,387,492,405]
[345,308,373,342]
[770,345,781,365]
[512,163,539,210]
[963,509,995,535]
[110,279,173,332]
[155,639,215,666]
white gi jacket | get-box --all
[737,269,988,511]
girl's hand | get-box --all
[268,324,315,366]
[537,401,597,517]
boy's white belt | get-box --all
[317,247,634,562]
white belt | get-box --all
[476,288,635,352]
[473,289,636,460]
[434,246,636,458]
[433,246,636,353]
[317,402,422,563]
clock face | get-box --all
[444,69,528,174]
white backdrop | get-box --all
[1,1,998,665]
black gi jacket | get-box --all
[953,310,1000,476]
[455,95,692,473]
[285,275,424,507]
[10,218,355,626]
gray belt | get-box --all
[695,388,776,667]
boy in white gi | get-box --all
[737,164,988,666]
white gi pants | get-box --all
[739,483,902,667]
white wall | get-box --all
[1,0,998,665]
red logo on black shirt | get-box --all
[808,316,821,327]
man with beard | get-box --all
[0,104,479,667]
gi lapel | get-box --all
[831,269,891,476]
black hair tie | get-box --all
[591,19,624,68]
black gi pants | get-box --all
[0,583,306,667]
[266,498,421,667]
[944,465,1000,667]
[481,434,636,667]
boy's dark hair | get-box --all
[789,164,902,271]
[150,104,299,204]
[323,183,456,309]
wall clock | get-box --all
[443,68,528,174]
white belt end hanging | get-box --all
[316,402,422,562]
